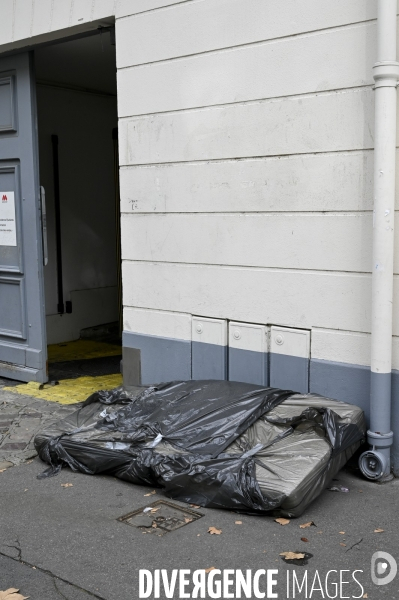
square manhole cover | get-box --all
[118,499,203,536]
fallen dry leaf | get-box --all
[235,521,243,525]
[151,522,157,529]
[275,518,290,526]
[363,594,368,599]
[339,531,345,535]
[190,504,200,509]
[317,531,323,534]
[208,526,222,535]
[299,521,316,529]
[144,490,156,497]
[280,552,305,560]
[300,537,309,543]
[0,589,29,600]
[150,508,159,514]
[184,518,193,523]
[340,543,347,547]
[61,483,73,488]
[0,469,7,474]
[374,528,384,533]
[205,567,216,573]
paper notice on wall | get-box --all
[0,192,17,246]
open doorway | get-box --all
[34,31,122,382]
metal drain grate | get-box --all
[118,499,203,536]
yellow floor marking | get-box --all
[4,374,122,405]
[47,339,121,363]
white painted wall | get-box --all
[118,23,376,116]
[119,89,375,164]
[1,0,399,370]
[36,85,118,343]
[116,0,398,372]
[119,151,376,214]
[116,0,377,66]
[122,212,399,274]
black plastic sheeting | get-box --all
[34,381,366,517]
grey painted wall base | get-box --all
[122,331,399,474]
[123,331,191,385]
[270,353,309,393]
[310,359,371,421]
[228,347,268,386]
[311,359,399,476]
[192,341,227,380]
[391,372,399,476]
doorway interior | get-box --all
[34,31,122,381]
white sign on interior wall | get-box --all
[0,191,17,246]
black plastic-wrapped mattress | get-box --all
[34,380,366,517]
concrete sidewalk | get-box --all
[0,383,398,600]
[0,380,76,468]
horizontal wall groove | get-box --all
[312,326,399,336]
[123,305,191,316]
[119,148,374,169]
[117,0,195,19]
[121,211,376,216]
[116,18,377,70]
[121,212,376,215]
[119,147,375,168]
[117,2,399,21]
[117,84,374,120]
[120,259,377,277]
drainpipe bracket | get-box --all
[373,61,399,87]
[367,429,393,449]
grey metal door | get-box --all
[0,52,47,383]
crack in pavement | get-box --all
[53,578,70,600]
[3,538,22,561]
[0,550,107,600]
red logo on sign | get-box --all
[1,195,7,202]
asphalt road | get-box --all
[0,458,398,600]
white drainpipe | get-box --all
[359,0,399,480]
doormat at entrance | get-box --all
[47,340,122,363]
[3,374,122,405]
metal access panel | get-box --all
[270,326,310,393]
[192,317,227,380]
[228,322,269,385]
[118,499,203,537]
[0,53,47,382]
